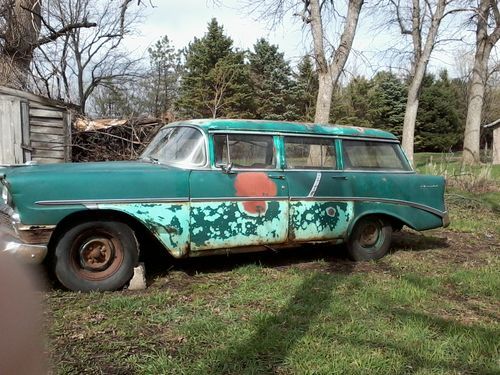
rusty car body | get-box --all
[0,119,449,291]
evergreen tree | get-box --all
[416,70,462,151]
[293,56,318,122]
[331,76,373,127]
[249,38,298,120]
[177,19,252,118]
[368,72,407,138]
[146,35,182,118]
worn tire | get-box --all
[54,221,138,292]
[347,216,392,261]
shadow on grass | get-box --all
[391,230,449,253]
[205,268,353,374]
[144,242,353,282]
[142,230,449,286]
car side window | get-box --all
[213,134,276,169]
[284,136,337,169]
[342,140,410,170]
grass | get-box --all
[44,153,500,374]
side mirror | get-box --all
[220,162,234,174]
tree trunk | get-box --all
[310,0,363,124]
[462,0,499,165]
[462,51,488,164]
[0,0,41,88]
[401,83,420,162]
[399,0,446,165]
[314,71,334,123]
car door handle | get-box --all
[331,176,348,180]
[268,174,285,180]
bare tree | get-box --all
[307,0,364,123]
[32,0,143,114]
[246,0,364,123]
[387,0,452,164]
[0,0,96,88]
[462,0,500,164]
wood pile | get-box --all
[72,117,163,162]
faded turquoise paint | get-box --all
[290,201,353,241]
[6,161,190,224]
[183,119,397,140]
[351,202,443,232]
[98,203,190,258]
[190,201,288,251]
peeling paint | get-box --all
[97,203,190,257]
[234,172,277,215]
[191,200,288,251]
[290,201,353,241]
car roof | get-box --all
[172,119,398,140]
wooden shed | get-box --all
[483,119,500,165]
[0,86,73,164]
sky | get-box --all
[122,0,472,78]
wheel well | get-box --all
[47,209,171,261]
[348,213,408,236]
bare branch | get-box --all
[34,21,96,47]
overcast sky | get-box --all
[123,0,469,78]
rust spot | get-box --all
[234,172,277,214]
[326,207,336,217]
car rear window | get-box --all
[342,140,411,171]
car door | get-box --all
[283,136,353,242]
[189,132,289,252]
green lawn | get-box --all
[414,151,500,180]
[45,153,499,374]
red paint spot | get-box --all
[234,172,277,215]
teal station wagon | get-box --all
[0,119,449,291]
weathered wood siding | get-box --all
[28,101,71,163]
[0,95,24,164]
[0,86,72,164]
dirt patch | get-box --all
[139,228,497,289]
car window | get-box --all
[141,126,206,166]
[284,136,337,169]
[342,140,411,170]
[213,134,276,169]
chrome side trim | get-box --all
[35,197,190,206]
[190,197,288,203]
[289,196,446,217]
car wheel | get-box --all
[347,216,392,261]
[54,221,138,292]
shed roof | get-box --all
[483,119,500,129]
[0,85,78,110]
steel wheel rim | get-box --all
[359,221,382,248]
[71,230,125,281]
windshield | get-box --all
[141,126,206,166]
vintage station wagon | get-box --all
[0,119,448,291]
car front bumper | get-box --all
[0,204,48,264]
